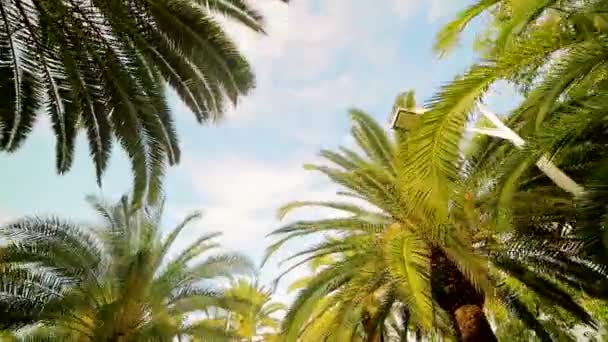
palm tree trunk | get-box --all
[401,307,411,342]
[452,304,495,341]
[362,311,383,342]
[430,247,497,342]
[364,331,383,342]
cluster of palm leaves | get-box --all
[261,1,608,341]
[0,195,264,341]
[0,0,293,339]
[0,0,287,204]
[0,194,291,341]
[209,278,286,341]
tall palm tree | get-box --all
[264,97,594,341]
[0,194,254,340]
[0,0,288,204]
[460,64,608,341]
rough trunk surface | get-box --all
[454,304,496,342]
[430,247,497,342]
[362,312,383,342]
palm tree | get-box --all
[217,278,286,341]
[0,0,288,204]
[0,194,254,340]
[435,0,608,301]
[264,97,594,341]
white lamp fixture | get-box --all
[390,104,584,197]
[390,107,428,130]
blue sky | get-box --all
[0,0,520,302]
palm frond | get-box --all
[496,286,553,342]
[383,224,434,331]
[434,0,500,57]
[0,195,251,338]
[404,29,575,219]
[494,257,596,327]
[0,0,278,204]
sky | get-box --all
[0,0,521,304]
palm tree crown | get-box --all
[0,195,254,341]
[220,278,286,341]
[264,97,595,341]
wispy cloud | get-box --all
[213,0,453,134]
[391,0,422,17]
[169,152,343,256]
[165,152,343,303]
[0,210,12,225]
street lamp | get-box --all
[390,107,427,130]
[390,104,584,197]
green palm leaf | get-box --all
[0,0,286,204]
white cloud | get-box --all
[170,152,345,256]
[0,210,12,225]
[285,74,355,105]
[391,0,422,18]
[220,0,355,77]
[429,0,459,22]
[390,0,459,22]
[216,0,433,128]
[168,150,382,303]
[216,1,289,61]
[216,0,357,124]
[166,152,356,304]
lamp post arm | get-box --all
[535,155,585,197]
[467,127,519,142]
[389,103,584,197]
[476,104,525,147]
[472,104,584,197]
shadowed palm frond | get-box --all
[0,0,288,204]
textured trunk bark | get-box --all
[362,325,383,342]
[362,312,383,342]
[400,307,411,342]
[430,247,497,342]
[453,304,496,342]
[365,332,383,342]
